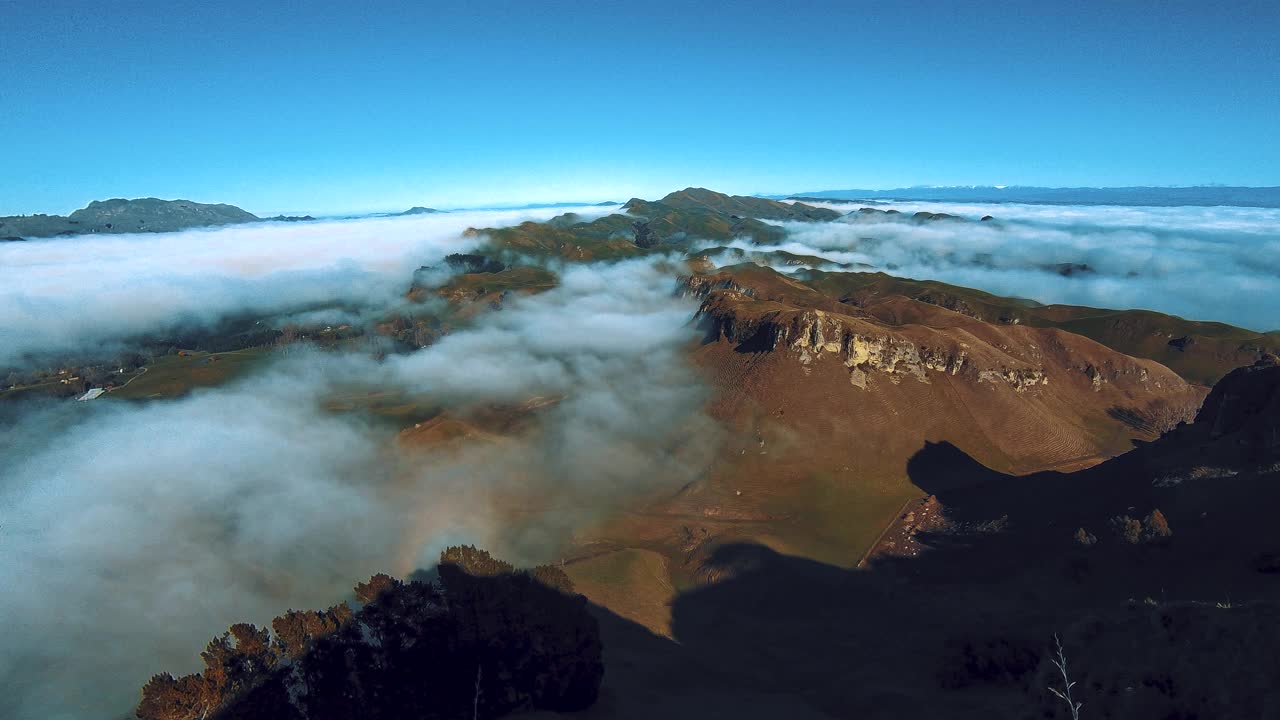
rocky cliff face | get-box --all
[690,280,1173,396]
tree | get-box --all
[1110,510,1172,544]
[1144,508,1173,541]
[200,624,277,702]
[275,324,301,354]
[354,573,399,604]
[271,604,352,657]
[80,366,106,386]
[116,352,145,372]
[136,672,208,720]
[137,548,603,720]
[1111,515,1144,544]
[439,545,515,578]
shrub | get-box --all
[938,634,1042,689]
[1109,510,1171,544]
[1111,515,1145,544]
[1143,509,1173,541]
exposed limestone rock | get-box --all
[1085,364,1106,391]
[696,292,1049,392]
[680,274,754,300]
[978,368,1048,392]
[1078,361,1153,391]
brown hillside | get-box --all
[800,269,1278,386]
[560,265,1205,636]
[557,360,1280,720]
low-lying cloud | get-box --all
[0,206,614,367]
[766,201,1280,331]
[6,193,1274,720]
[0,258,717,720]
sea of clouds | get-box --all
[0,254,716,720]
[3,195,1278,719]
[763,200,1280,332]
[0,205,620,367]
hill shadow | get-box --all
[641,439,1280,719]
[587,360,1280,718]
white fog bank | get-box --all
[768,201,1280,331]
[0,206,616,366]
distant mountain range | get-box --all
[470,200,619,211]
[6,185,1277,242]
[0,199,454,240]
[0,198,263,239]
[788,185,1280,208]
[0,198,322,240]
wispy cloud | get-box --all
[0,257,717,720]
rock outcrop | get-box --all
[689,269,1177,399]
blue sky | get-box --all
[2,0,1277,215]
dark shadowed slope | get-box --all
[584,357,1280,720]
[136,547,602,720]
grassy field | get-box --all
[440,266,558,295]
[566,548,677,636]
[0,379,81,403]
[755,470,924,568]
[324,390,443,428]
[108,347,276,400]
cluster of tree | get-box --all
[136,546,603,720]
[1070,510,1173,548]
[2,352,151,392]
[1109,509,1173,545]
[375,314,442,350]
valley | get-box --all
[4,5,1277,718]
[3,187,1278,720]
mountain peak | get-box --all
[3,197,259,239]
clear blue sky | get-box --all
[3,0,1277,214]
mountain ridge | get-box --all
[1,197,262,239]
[788,185,1280,207]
